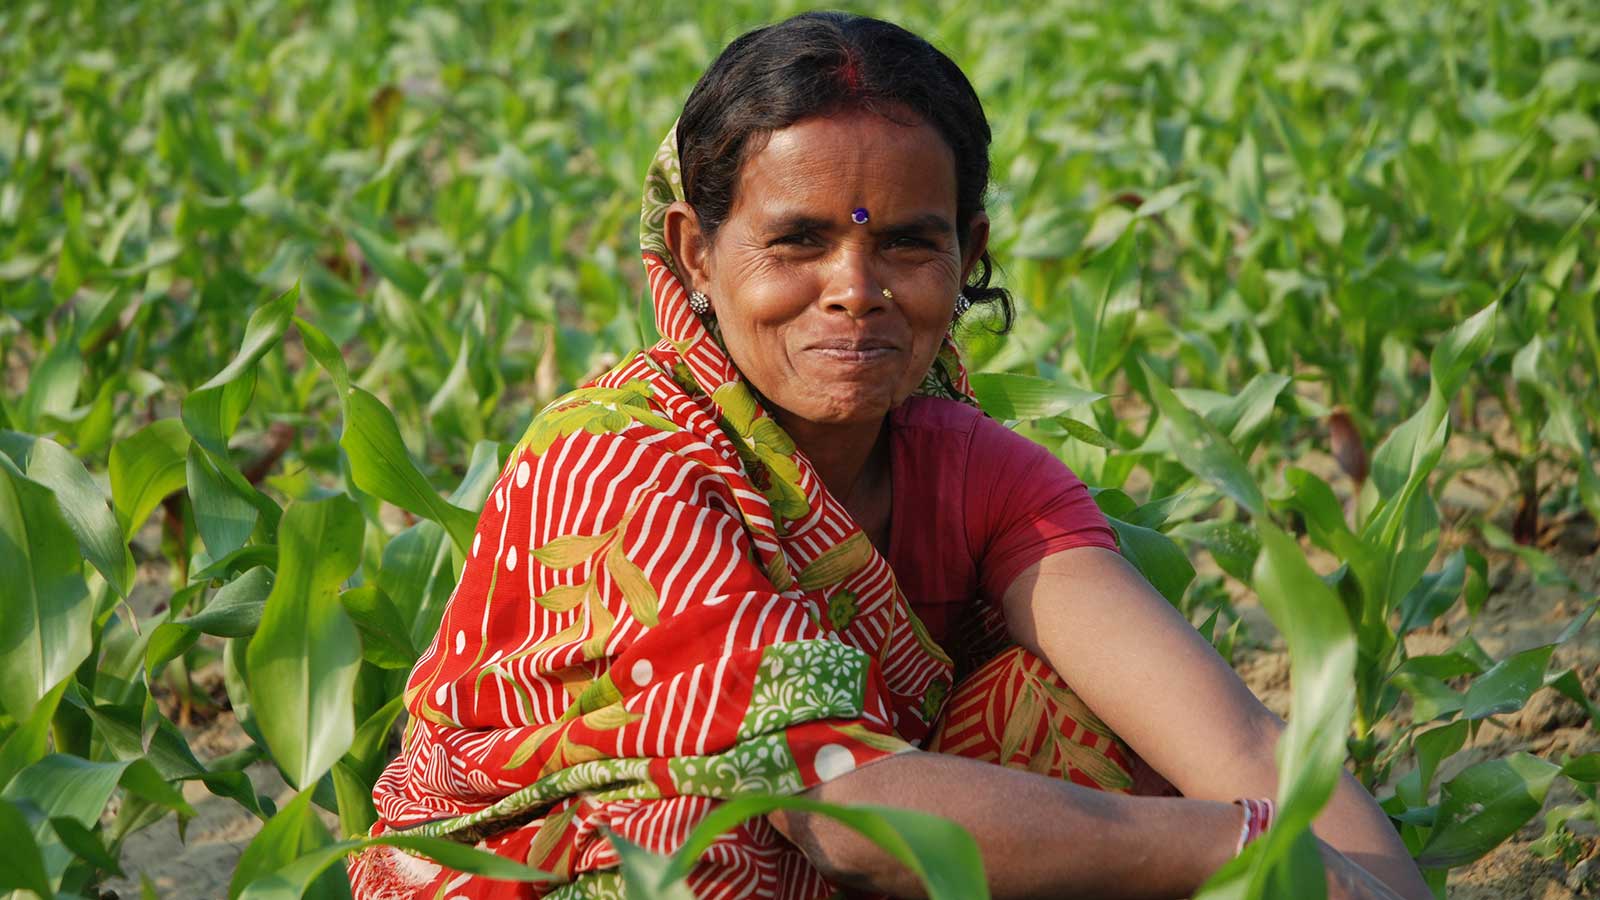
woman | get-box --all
[354,13,1429,900]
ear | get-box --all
[663,200,714,291]
[959,211,991,285]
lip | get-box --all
[804,337,902,363]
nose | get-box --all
[819,246,888,319]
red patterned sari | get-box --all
[351,129,1160,899]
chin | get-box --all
[788,391,898,427]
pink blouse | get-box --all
[886,396,1120,652]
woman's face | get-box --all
[672,109,987,431]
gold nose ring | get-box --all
[881,287,895,300]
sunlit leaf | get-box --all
[0,456,93,721]
[246,496,364,789]
[1417,753,1561,868]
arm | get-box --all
[769,751,1409,900]
[1001,547,1431,900]
[770,749,1243,900]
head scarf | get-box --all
[354,125,978,899]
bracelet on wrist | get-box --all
[1231,798,1275,856]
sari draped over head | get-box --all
[352,126,980,900]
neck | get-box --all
[774,412,890,506]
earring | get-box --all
[953,291,972,319]
[688,290,711,316]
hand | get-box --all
[1319,840,1412,900]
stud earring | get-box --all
[953,291,972,319]
[688,290,711,316]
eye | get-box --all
[770,232,817,247]
[886,235,937,250]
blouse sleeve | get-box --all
[966,415,1120,606]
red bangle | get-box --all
[1231,798,1275,855]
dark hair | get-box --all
[676,12,1013,331]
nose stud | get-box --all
[881,287,894,300]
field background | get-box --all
[1,0,1597,898]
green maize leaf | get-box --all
[1058,415,1123,450]
[331,760,377,841]
[1205,372,1290,450]
[0,800,51,897]
[1142,363,1266,519]
[181,372,256,462]
[1390,672,1464,724]
[236,831,558,900]
[191,544,280,585]
[230,790,351,900]
[187,444,260,560]
[1070,227,1140,386]
[1462,645,1554,720]
[0,680,69,793]
[1544,668,1600,733]
[195,284,299,399]
[349,224,429,300]
[1197,523,1356,900]
[969,372,1103,421]
[2,754,191,887]
[18,317,84,431]
[50,814,124,876]
[378,519,457,647]
[338,586,418,670]
[0,456,93,722]
[295,315,351,397]
[1120,492,1196,531]
[1,755,127,830]
[146,565,274,675]
[660,794,989,900]
[117,756,198,820]
[1170,521,1259,584]
[246,496,364,790]
[1383,491,1441,611]
[1397,549,1467,634]
[1371,337,1486,493]
[109,418,191,541]
[342,694,407,784]
[1135,181,1197,218]
[340,385,478,555]
[79,699,201,776]
[609,827,698,900]
[1561,754,1600,783]
[187,565,276,636]
[1478,522,1574,589]
[1414,720,1469,794]
[1105,514,1195,605]
[1417,753,1561,869]
[1366,301,1499,558]
[0,431,135,597]
[450,439,508,510]
[145,621,201,679]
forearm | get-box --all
[768,750,1241,900]
[1172,729,1429,900]
[1313,770,1432,900]
[1168,719,1429,900]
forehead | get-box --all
[729,109,958,223]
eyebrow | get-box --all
[761,211,955,236]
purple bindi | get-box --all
[850,207,870,224]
